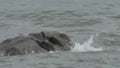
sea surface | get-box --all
[0,0,120,68]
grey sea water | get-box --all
[0,0,120,68]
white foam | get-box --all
[49,51,56,53]
[71,34,103,52]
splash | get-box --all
[0,34,103,56]
[71,34,103,52]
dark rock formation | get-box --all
[0,31,74,56]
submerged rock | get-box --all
[0,31,74,56]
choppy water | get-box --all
[0,0,120,68]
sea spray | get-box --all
[0,34,103,56]
[71,34,103,52]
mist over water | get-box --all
[0,0,120,68]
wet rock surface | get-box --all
[0,31,74,56]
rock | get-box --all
[30,31,74,51]
[0,31,74,56]
[0,36,47,56]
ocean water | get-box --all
[0,0,120,68]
